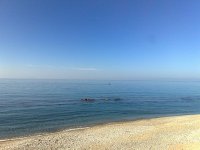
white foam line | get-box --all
[0,137,25,142]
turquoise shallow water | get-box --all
[0,79,200,139]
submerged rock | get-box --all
[101,97,122,101]
[81,97,122,103]
[113,98,122,101]
[81,98,95,102]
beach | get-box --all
[1,115,200,150]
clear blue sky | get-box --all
[0,0,200,79]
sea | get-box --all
[0,79,200,139]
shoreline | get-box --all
[1,114,200,149]
[0,114,182,141]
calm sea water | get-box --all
[0,79,200,139]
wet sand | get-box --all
[1,115,200,150]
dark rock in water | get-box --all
[113,98,122,101]
[81,97,122,102]
[101,97,122,101]
[81,98,95,102]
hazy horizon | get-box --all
[1,0,200,79]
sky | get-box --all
[0,0,200,79]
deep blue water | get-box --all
[0,79,200,139]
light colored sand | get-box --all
[1,115,200,150]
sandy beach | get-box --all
[1,115,200,150]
